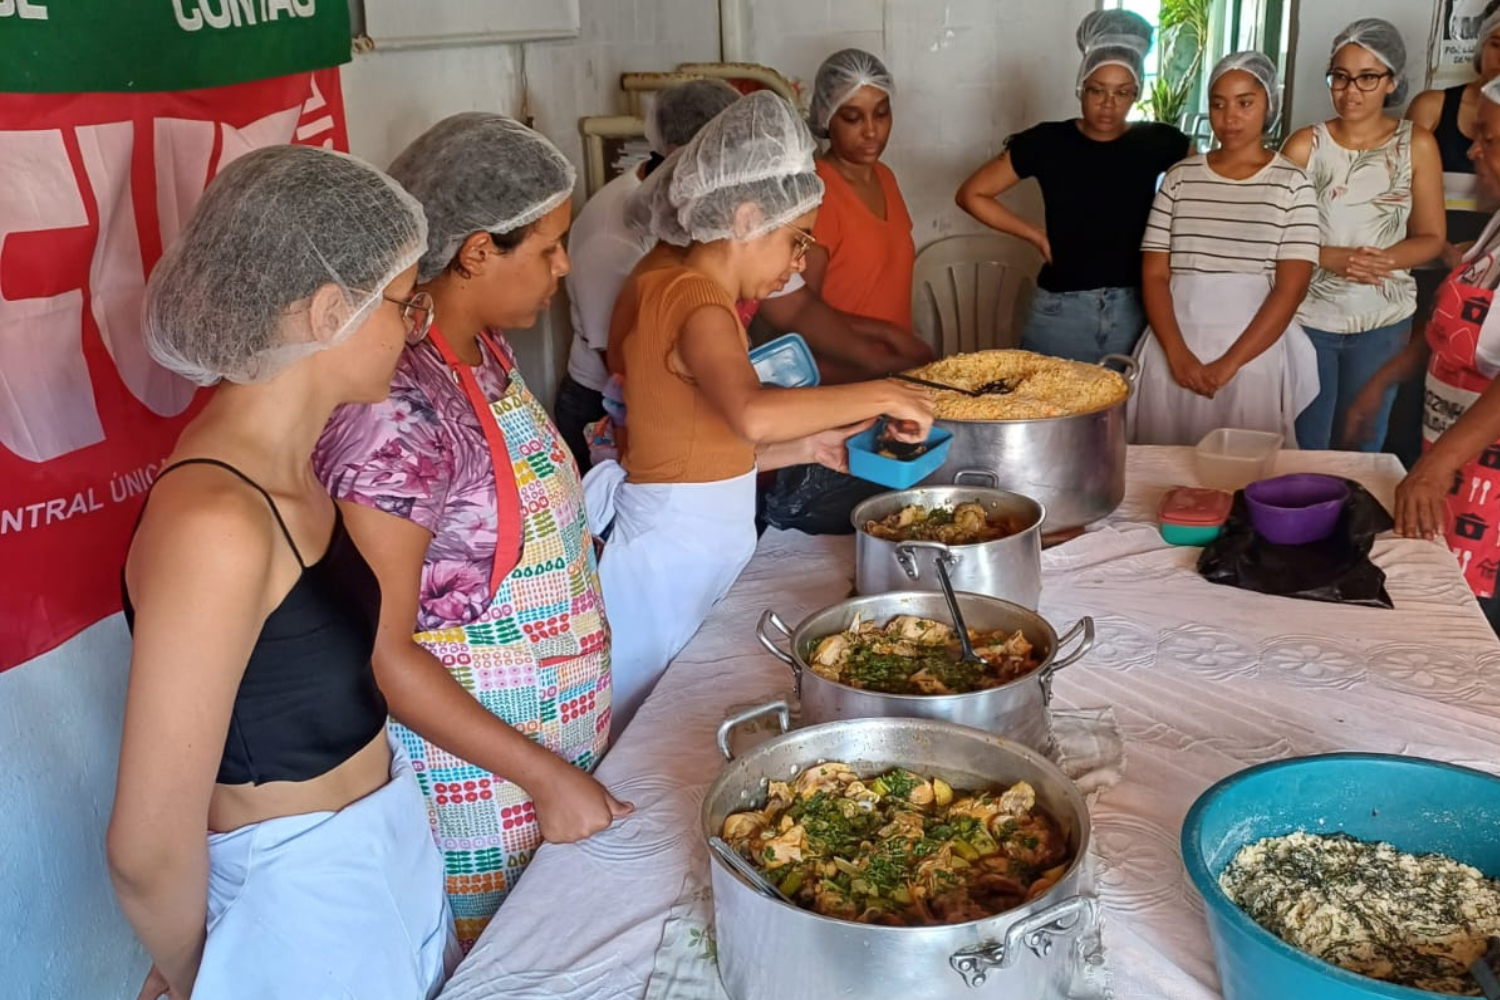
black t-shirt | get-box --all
[1007,119,1190,293]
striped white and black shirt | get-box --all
[1141,153,1320,275]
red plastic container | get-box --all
[1159,487,1233,546]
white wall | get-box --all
[1,617,142,999]
[1285,0,1436,131]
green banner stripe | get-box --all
[1,0,350,93]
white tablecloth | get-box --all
[440,446,1500,1000]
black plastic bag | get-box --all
[1196,477,1395,608]
[760,463,887,536]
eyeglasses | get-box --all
[1327,70,1392,93]
[385,290,435,345]
[780,222,817,262]
[1083,85,1138,106]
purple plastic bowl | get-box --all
[1244,473,1350,546]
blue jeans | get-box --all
[1021,286,1146,363]
[1293,318,1413,451]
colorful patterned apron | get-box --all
[400,331,610,949]
[1424,267,1500,598]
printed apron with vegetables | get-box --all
[1425,267,1500,598]
[402,333,611,949]
[1127,272,1319,447]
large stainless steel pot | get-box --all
[705,705,1096,1000]
[757,591,1093,756]
[850,483,1044,609]
[926,353,1141,535]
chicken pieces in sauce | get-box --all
[720,762,1071,926]
[809,614,1040,695]
[864,502,1025,545]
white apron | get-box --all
[194,736,460,1000]
[1127,272,1319,446]
[585,460,759,736]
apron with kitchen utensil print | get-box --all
[405,333,611,950]
[1425,266,1500,598]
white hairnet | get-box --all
[1332,18,1409,108]
[1210,51,1282,128]
[627,90,823,245]
[643,78,741,155]
[1476,2,1500,73]
[1076,9,1153,95]
[145,145,426,387]
[389,112,576,282]
[809,48,895,137]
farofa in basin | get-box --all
[908,350,1129,421]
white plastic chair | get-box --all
[911,234,1043,358]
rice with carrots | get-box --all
[908,350,1130,421]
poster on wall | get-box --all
[1431,0,1492,89]
[0,3,352,672]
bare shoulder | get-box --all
[1407,120,1441,156]
[126,464,279,600]
[1280,126,1315,165]
[1405,89,1444,128]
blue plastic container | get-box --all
[1182,753,1500,1000]
[749,333,820,388]
[846,426,954,490]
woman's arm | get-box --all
[1397,376,1500,539]
[1348,127,1446,278]
[108,482,276,999]
[337,503,631,842]
[954,153,1051,263]
[675,305,934,445]
[1281,126,1361,279]
[1141,250,1214,396]
[1344,331,1430,447]
[754,419,876,472]
[1203,258,1315,389]
[756,286,931,377]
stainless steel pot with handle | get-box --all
[704,705,1097,1000]
[927,353,1140,535]
[850,481,1044,608]
[757,591,1094,756]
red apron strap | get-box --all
[426,325,525,592]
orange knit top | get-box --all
[812,158,916,330]
[614,259,755,484]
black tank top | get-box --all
[1435,84,1491,247]
[122,459,388,785]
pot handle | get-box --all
[1099,353,1140,384]
[949,895,1097,988]
[895,540,959,580]
[755,610,803,697]
[1038,616,1094,705]
[716,700,791,762]
[952,468,1000,488]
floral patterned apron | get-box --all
[399,332,610,949]
[1425,266,1500,598]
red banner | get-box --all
[0,69,349,671]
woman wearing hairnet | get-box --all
[557,79,741,475]
[1127,52,1321,445]
[1371,76,1500,632]
[587,90,934,732]
[1282,19,1444,451]
[314,114,631,949]
[1409,0,1500,262]
[759,47,934,536]
[957,10,1190,363]
[110,146,457,999]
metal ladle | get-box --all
[933,556,988,668]
[709,836,792,903]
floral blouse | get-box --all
[314,332,514,632]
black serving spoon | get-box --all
[873,416,929,461]
[889,373,1018,397]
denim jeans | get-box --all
[553,373,605,475]
[1021,286,1146,363]
[1293,318,1413,451]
